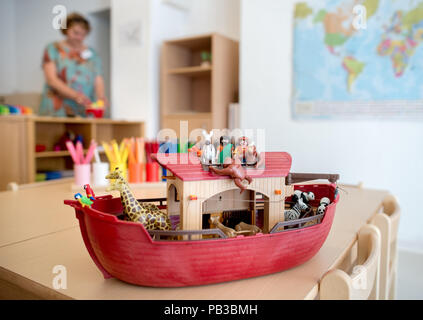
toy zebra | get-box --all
[317,197,331,215]
[284,200,309,221]
[292,190,315,205]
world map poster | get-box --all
[292,0,423,119]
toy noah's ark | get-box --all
[65,150,340,288]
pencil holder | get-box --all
[92,162,109,187]
[74,163,91,187]
[110,162,127,179]
[128,162,144,183]
[146,162,159,182]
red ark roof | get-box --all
[152,152,292,181]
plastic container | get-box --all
[128,162,144,183]
[74,163,91,186]
[92,162,110,187]
[86,108,104,118]
[146,162,159,182]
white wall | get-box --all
[0,0,17,94]
[111,0,240,138]
[240,0,423,252]
[181,0,240,40]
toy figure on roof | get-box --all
[200,130,217,169]
[233,136,258,165]
[217,135,234,164]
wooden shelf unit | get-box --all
[0,116,144,190]
[161,33,239,135]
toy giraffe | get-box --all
[105,168,171,231]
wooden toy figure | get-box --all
[74,193,93,208]
[105,168,172,230]
[84,184,96,201]
[209,157,252,194]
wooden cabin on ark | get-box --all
[153,152,295,233]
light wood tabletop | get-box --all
[0,180,390,300]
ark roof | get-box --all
[152,152,292,181]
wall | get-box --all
[240,0,423,252]
[181,0,240,40]
[111,0,240,138]
[0,0,17,94]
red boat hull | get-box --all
[65,184,338,287]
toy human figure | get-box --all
[200,130,217,167]
[233,136,257,165]
[217,136,234,164]
[209,157,253,194]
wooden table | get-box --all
[0,179,390,300]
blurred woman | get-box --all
[39,12,107,117]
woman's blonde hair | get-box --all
[61,12,91,35]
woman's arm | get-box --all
[94,75,107,103]
[43,61,91,107]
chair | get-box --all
[320,224,381,300]
[371,195,401,300]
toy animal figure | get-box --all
[209,158,253,194]
[292,190,315,205]
[83,184,96,201]
[235,222,262,236]
[209,216,244,238]
[200,130,217,165]
[74,193,93,208]
[317,197,331,215]
[105,168,172,231]
[284,201,309,221]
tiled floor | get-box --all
[396,249,423,300]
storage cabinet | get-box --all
[161,33,239,135]
[0,116,144,190]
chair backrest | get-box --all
[371,194,401,300]
[320,224,381,300]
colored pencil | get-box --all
[102,142,115,163]
[66,141,79,164]
[127,138,136,164]
[75,141,84,164]
[83,140,97,164]
[112,140,121,163]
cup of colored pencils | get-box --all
[101,139,129,179]
[145,140,160,182]
[127,137,144,183]
[66,139,97,186]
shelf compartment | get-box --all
[164,35,212,69]
[168,66,212,77]
[163,74,211,114]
